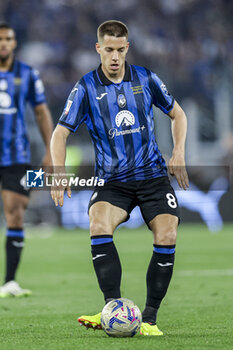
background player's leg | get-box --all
[89,201,128,303]
[142,214,178,324]
[1,190,29,283]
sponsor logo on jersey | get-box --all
[108,110,145,139]
[115,110,135,127]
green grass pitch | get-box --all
[0,224,233,350]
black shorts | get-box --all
[88,176,179,228]
[0,164,31,197]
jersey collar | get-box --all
[8,59,16,72]
[96,61,133,85]
[0,58,15,73]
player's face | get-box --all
[96,35,129,79]
[0,29,17,61]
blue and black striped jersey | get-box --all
[0,59,46,166]
[59,62,174,182]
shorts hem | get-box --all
[88,198,130,222]
[144,210,180,230]
[1,187,30,197]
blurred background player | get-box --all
[50,20,188,335]
[0,23,53,297]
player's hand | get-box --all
[50,172,72,207]
[168,154,189,190]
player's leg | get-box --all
[2,190,29,282]
[89,201,128,303]
[138,176,179,334]
[142,214,178,326]
[78,183,133,329]
[78,201,128,329]
[0,174,31,297]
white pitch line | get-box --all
[176,269,233,277]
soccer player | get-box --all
[0,23,53,297]
[50,20,189,335]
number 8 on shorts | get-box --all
[166,193,177,209]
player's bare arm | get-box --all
[50,124,71,207]
[34,103,53,167]
[168,100,189,190]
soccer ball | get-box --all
[101,298,142,337]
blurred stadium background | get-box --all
[0,0,232,231]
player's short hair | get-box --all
[97,20,128,42]
[0,22,14,31]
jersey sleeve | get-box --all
[28,69,46,106]
[58,81,89,132]
[149,71,174,114]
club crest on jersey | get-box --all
[115,110,135,127]
[0,79,8,91]
[117,94,126,108]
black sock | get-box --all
[91,235,121,302]
[142,244,175,324]
[5,229,25,283]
